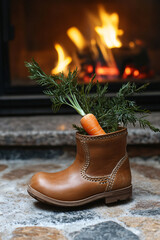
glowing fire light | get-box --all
[51,44,72,74]
[67,27,87,50]
[95,6,123,49]
[133,69,140,77]
[96,65,119,76]
[87,65,94,73]
[123,66,141,79]
[57,124,66,131]
[125,67,132,76]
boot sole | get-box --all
[27,185,132,207]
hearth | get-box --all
[0,0,160,115]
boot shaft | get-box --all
[76,127,128,177]
[76,127,131,190]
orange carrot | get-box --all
[80,113,106,135]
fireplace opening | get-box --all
[0,0,160,115]
[9,0,160,86]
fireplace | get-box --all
[0,0,160,115]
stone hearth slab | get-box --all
[0,113,159,146]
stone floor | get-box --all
[0,150,160,240]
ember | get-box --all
[95,65,119,77]
[123,65,154,80]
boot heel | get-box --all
[104,186,132,205]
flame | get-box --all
[51,44,72,74]
[67,27,87,50]
[95,6,123,49]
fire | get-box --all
[95,6,123,49]
[51,44,72,74]
[50,5,151,81]
[67,27,87,50]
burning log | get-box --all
[76,46,96,82]
[76,43,120,82]
[112,46,149,73]
[112,45,153,79]
[77,44,153,81]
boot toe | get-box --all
[29,172,46,193]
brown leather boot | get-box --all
[28,127,132,207]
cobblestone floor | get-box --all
[0,150,160,240]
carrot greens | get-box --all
[25,59,159,134]
[25,59,86,116]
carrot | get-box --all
[80,113,106,135]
